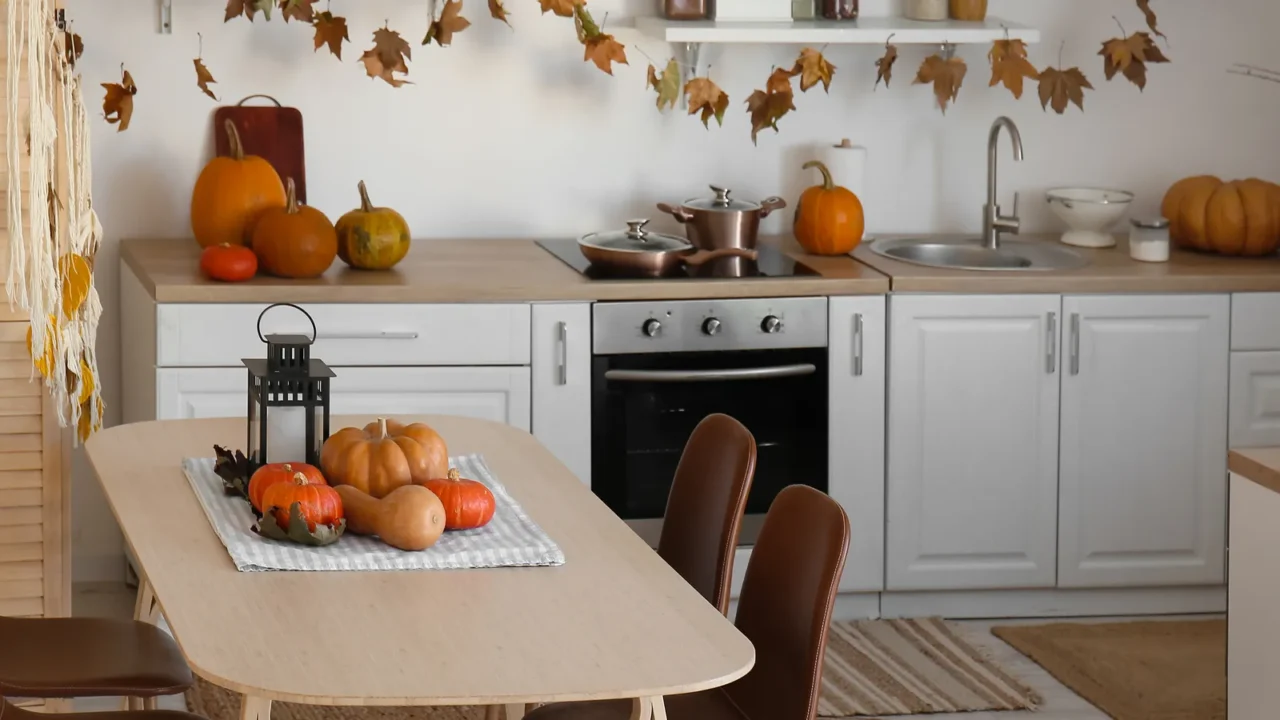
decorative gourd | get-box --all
[252,178,338,278]
[335,181,412,271]
[794,160,865,256]
[200,243,258,282]
[191,120,286,248]
[248,462,327,512]
[260,473,344,532]
[1162,176,1280,256]
[335,484,446,551]
[320,417,449,499]
[420,468,496,530]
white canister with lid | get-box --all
[1129,217,1171,263]
[904,0,947,20]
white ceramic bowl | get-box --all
[1045,187,1135,248]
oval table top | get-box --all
[84,416,754,706]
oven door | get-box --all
[591,348,828,547]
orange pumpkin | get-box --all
[191,120,286,248]
[793,160,865,255]
[420,468,495,530]
[248,462,326,512]
[261,473,344,532]
[251,178,339,278]
[320,417,449,499]
[1162,175,1280,256]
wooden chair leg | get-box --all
[504,703,528,720]
[143,697,158,711]
[239,694,271,720]
[628,697,652,720]
[484,707,502,720]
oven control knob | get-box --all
[642,319,662,337]
[702,317,722,336]
[761,315,782,334]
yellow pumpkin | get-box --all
[190,120,287,248]
[335,181,411,271]
[1162,175,1280,256]
[251,178,338,279]
[793,160,865,256]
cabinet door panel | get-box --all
[887,295,1061,591]
[1230,352,1280,448]
[1058,295,1228,587]
[531,304,591,485]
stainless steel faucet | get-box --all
[983,116,1024,250]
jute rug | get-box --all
[817,618,1040,717]
[991,619,1226,720]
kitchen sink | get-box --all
[868,236,1089,272]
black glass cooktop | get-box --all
[537,238,820,281]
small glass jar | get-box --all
[663,0,707,20]
[904,0,947,21]
[1129,217,1171,263]
[821,0,857,20]
[949,0,986,20]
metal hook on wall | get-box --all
[158,0,173,34]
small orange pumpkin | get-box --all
[261,472,344,532]
[793,160,865,256]
[248,462,327,512]
[190,120,286,248]
[320,417,449,499]
[252,177,338,278]
[420,468,496,530]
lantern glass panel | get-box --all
[247,372,262,465]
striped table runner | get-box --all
[181,454,564,572]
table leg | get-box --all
[240,695,272,720]
[133,578,159,625]
[483,706,501,720]
[628,697,652,720]
[649,697,667,720]
[503,703,528,719]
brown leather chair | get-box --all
[0,615,193,705]
[0,697,205,720]
[524,484,850,720]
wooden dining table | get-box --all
[83,416,754,720]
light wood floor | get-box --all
[71,582,1217,720]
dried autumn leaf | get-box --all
[361,25,412,87]
[63,30,83,68]
[745,68,796,145]
[312,12,349,59]
[1136,0,1165,39]
[194,58,219,101]
[988,39,1039,99]
[914,54,967,113]
[792,47,835,93]
[424,0,471,47]
[102,68,137,132]
[489,0,512,27]
[766,66,797,94]
[647,58,681,112]
[279,0,316,22]
[875,43,898,89]
[224,0,273,22]
[1037,66,1093,114]
[583,34,627,75]
[1099,31,1169,91]
[685,77,729,128]
[540,0,583,18]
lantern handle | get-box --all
[256,303,317,344]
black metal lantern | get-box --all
[243,303,335,467]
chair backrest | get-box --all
[656,413,757,615]
[724,484,850,720]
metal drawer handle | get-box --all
[1046,312,1057,374]
[313,331,420,340]
[1069,313,1081,376]
[852,313,864,377]
[604,364,817,383]
[556,321,568,386]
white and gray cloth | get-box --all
[181,454,565,573]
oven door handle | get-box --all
[603,363,817,383]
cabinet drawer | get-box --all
[157,304,531,367]
[1231,351,1280,447]
[1232,294,1280,350]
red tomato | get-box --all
[200,243,258,282]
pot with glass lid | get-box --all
[657,185,787,251]
[577,219,757,276]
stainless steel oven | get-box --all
[591,297,829,547]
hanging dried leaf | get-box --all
[745,68,797,145]
[279,0,316,22]
[647,58,681,112]
[361,25,412,87]
[194,58,219,101]
[312,12,349,59]
[540,0,583,18]
[685,77,729,128]
[489,0,512,26]
[792,47,835,93]
[1099,31,1169,91]
[914,54,967,113]
[102,68,137,132]
[63,30,84,68]
[1136,0,1165,39]
[573,6,625,75]
[224,0,274,22]
[1037,66,1093,114]
[988,39,1039,99]
[59,254,92,319]
[875,43,898,89]
[424,0,472,47]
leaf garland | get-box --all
[685,77,729,127]
[360,24,413,87]
[489,0,512,27]
[573,5,626,76]
[1136,0,1165,39]
[312,11,350,59]
[424,0,472,47]
[101,66,137,132]
[646,58,681,112]
[914,53,967,113]
[874,41,897,89]
[792,47,835,93]
[1099,29,1169,91]
[988,39,1039,99]
[745,67,797,145]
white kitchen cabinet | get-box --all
[1230,352,1280,448]
[828,296,887,592]
[1057,295,1229,588]
[886,294,1061,591]
[157,366,532,429]
[531,303,591,485]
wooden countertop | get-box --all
[1230,449,1280,495]
[122,237,889,303]
[853,235,1280,293]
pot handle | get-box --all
[657,202,694,224]
[758,196,788,218]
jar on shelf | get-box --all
[663,0,708,20]
[949,0,986,21]
[793,0,816,20]
[821,0,857,20]
[904,0,947,21]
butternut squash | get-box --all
[334,484,446,551]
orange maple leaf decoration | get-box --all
[360,25,412,87]
[914,54,967,113]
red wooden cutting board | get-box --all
[214,94,307,204]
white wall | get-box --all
[62,0,1280,581]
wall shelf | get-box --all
[633,15,1039,45]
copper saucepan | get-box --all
[578,219,758,275]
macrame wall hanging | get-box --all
[6,0,104,442]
